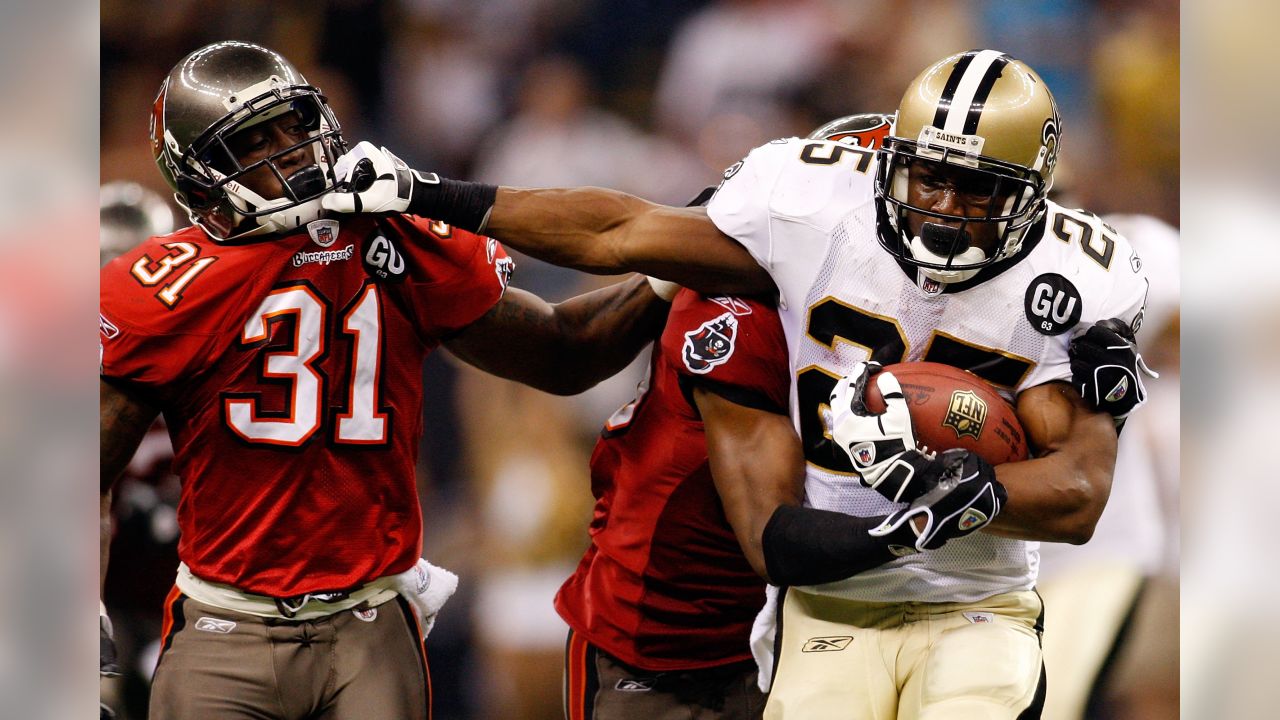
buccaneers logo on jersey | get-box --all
[682,312,739,374]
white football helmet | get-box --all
[875,50,1062,283]
[150,41,346,241]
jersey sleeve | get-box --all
[1018,218,1151,393]
[390,216,513,339]
[660,290,790,415]
[99,262,222,401]
[706,138,869,309]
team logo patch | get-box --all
[99,313,120,340]
[1024,273,1083,336]
[722,161,743,180]
[494,256,515,290]
[1104,376,1129,403]
[682,312,739,374]
[710,296,753,316]
[1130,251,1143,273]
[802,636,854,653]
[943,390,987,440]
[352,608,378,622]
[958,508,988,531]
[194,616,237,634]
[363,234,407,282]
[615,678,657,692]
[306,219,339,247]
[962,611,995,624]
[485,237,498,264]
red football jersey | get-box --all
[555,290,789,671]
[100,215,510,597]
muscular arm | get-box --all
[986,381,1118,544]
[696,386,908,585]
[100,379,160,592]
[695,386,806,580]
[445,275,669,396]
[486,188,775,296]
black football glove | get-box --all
[1069,318,1158,426]
[869,449,1006,552]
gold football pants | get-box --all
[764,588,1045,720]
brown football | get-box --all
[863,362,1029,465]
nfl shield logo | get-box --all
[307,219,340,248]
[943,390,987,440]
[854,444,875,466]
[958,508,988,530]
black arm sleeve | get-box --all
[761,505,900,586]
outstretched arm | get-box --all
[444,276,669,396]
[320,142,775,295]
[985,382,1118,544]
[486,188,775,296]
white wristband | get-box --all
[646,275,681,302]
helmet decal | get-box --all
[930,50,1012,135]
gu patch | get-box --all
[363,234,407,283]
[1024,273,1082,336]
[682,312,739,374]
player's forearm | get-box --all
[485,187,650,274]
[761,506,902,586]
[488,187,776,296]
[546,275,670,393]
[986,440,1115,543]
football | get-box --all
[863,362,1029,465]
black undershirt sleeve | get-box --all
[761,505,902,586]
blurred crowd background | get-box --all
[5,0,1248,718]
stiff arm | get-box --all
[486,188,775,296]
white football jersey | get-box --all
[707,138,1149,602]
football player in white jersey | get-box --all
[324,50,1151,719]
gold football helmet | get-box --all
[875,50,1062,283]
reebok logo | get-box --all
[802,636,853,653]
[615,678,656,692]
[194,616,236,634]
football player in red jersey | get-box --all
[99,42,671,720]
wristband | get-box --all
[406,177,497,234]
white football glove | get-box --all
[829,362,931,502]
[322,141,440,215]
[390,558,459,640]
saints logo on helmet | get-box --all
[874,50,1062,284]
[150,41,347,241]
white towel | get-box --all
[390,558,459,639]
[749,584,780,692]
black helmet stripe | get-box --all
[931,50,1012,136]
[931,51,976,129]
